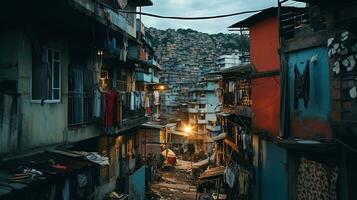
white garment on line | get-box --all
[228,81,235,93]
[130,92,135,110]
[93,89,101,117]
[154,91,160,105]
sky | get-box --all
[141,0,303,34]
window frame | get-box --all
[31,48,62,104]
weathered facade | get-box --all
[278,1,357,199]
[0,0,158,199]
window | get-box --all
[32,48,61,102]
[199,114,205,120]
[116,69,128,91]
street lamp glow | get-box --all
[184,125,192,133]
[159,85,165,90]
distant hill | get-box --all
[146,27,249,73]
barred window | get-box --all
[32,48,61,102]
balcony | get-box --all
[71,0,136,37]
[128,46,148,62]
[197,119,207,124]
[119,116,147,133]
[189,97,206,104]
[136,72,151,83]
[95,91,147,136]
[198,108,207,113]
[152,76,159,84]
[148,58,162,70]
[188,108,198,113]
[206,124,221,132]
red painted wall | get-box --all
[250,17,280,72]
[250,16,281,137]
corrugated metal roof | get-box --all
[210,64,252,75]
[198,166,225,180]
[229,7,277,28]
[229,7,303,28]
[0,150,94,197]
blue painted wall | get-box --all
[129,165,146,200]
[253,136,288,200]
[261,140,288,200]
[288,47,330,119]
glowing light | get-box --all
[184,125,192,133]
[159,85,165,90]
[97,50,104,56]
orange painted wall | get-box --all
[251,77,280,137]
[250,16,281,137]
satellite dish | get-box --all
[117,0,127,9]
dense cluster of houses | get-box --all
[211,0,357,199]
[0,0,172,199]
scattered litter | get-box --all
[86,152,109,166]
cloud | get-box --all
[140,0,303,33]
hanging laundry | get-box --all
[228,81,235,93]
[104,91,118,127]
[141,91,145,108]
[296,158,338,200]
[93,88,102,118]
[238,169,250,196]
[294,62,310,109]
[154,90,160,105]
[130,92,135,110]
[224,165,237,188]
[242,133,247,150]
[145,95,151,116]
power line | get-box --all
[332,138,357,154]
[117,9,263,20]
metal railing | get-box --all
[94,0,134,26]
[68,91,95,126]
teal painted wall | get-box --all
[252,135,288,200]
[287,46,332,138]
[129,165,146,200]
[288,47,330,119]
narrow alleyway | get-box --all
[148,159,197,200]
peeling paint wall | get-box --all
[287,46,332,138]
[0,94,18,154]
[17,28,69,150]
[0,27,101,156]
[0,29,20,155]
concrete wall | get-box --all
[0,94,18,154]
[17,30,69,149]
[0,28,101,155]
[0,29,21,154]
